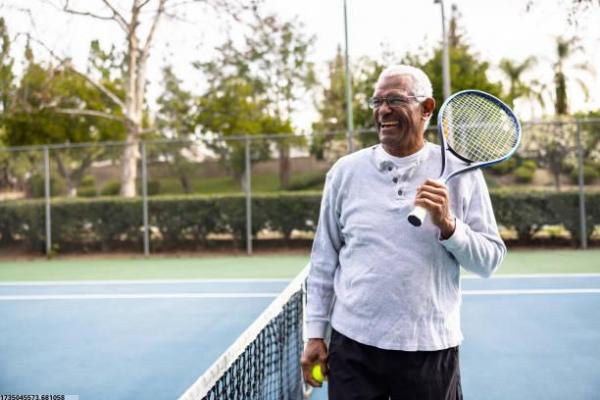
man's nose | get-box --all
[378,101,392,114]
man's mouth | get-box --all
[379,121,400,128]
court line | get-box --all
[1,288,600,301]
[0,292,280,301]
[0,278,292,286]
[463,273,600,279]
[463,288,600,295]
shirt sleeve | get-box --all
[440,170,507,278]
[306,170,343,339]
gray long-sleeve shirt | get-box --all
[306,143,506,351]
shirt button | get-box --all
[392,178,398,183]
[388,167,392,171]
[398,189,403,196]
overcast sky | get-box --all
[3,0,600,130]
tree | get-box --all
[423,5,503,110]
[552,36,593,115]
[312,46,346,135]
[521,118,576,190]
[243,11,316,188]
[196,75,291,188]
[194,11,315,189]
[14,0,251,197]
[0,17,18,193]
[498,57,545,111]
[312,50,385,153]
[2,40,126,196]
[0,18,13,120]
[155,65,197,193]
[574,110,600,160]
[527,0,600,24]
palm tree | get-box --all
[498,56,545,110]
[553,36,594,115]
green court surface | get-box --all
[0,249,598,281]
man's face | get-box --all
[372,75,427,154]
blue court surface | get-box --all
[1,274,599,400]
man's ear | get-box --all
[421,97,435,118]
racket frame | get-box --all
[407,90,521,227]
[438,89,522,183]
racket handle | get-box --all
[407,206,427,227]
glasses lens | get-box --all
[368,98,382,109]
[388,97,410,107]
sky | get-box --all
[2,0,600,130]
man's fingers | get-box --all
[415,191,445,204]
[415,198,442,213]
[417,184,448,198]
[300,340,328,388]
[320,358,329,377]
[424,178,445,188]
[302,367,322,388]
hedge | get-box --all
[0,190,598,253]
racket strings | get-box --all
[443,95,519,163]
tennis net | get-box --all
[179,265,310,400]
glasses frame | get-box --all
[367,95,426,109]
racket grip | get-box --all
[407,206,427,227]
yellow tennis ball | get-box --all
[311,364,324,383]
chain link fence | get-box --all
[1,119,599,256]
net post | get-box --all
[575,120,587,249]
[43,146,52,257]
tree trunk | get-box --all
[120,129,140,197]
[278,143,290,189]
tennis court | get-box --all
[0,250,599,399]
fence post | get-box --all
[141,141,150,256]
[245,136,253,255]
[575,121,587,249]
[44,146,52,257]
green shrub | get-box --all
[78,175,97,197]
[100,180,121,196]
[514,166,535,183]
[570,164,599,184]
[77,187,97,197]
[145,180,161,196]
[26,175,67,198]
[561,161,575,174]
[490,157,517,175]
[287,172,326,191]
[80,175,96,187]
[521,159,537,171]
[2,190,599,253]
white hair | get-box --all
[375,65,433,98]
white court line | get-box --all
[463,288,600,295]
[463,273,600,279]
[1,289,600,301]
[0,278,291,286]
[0,292,279,301]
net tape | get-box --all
[179,266,309,400]
[443,94,519,163]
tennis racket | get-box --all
[407,90,521,227]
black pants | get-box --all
[328,329,463,400]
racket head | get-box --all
[437,90,521,170]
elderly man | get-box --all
[300,65,506,400]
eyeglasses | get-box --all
[367,95,425,109]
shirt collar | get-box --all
[373,143,428,171]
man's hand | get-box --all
[415,179,456,239]
[301,338,328,387]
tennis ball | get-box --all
[311,364,324,383]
